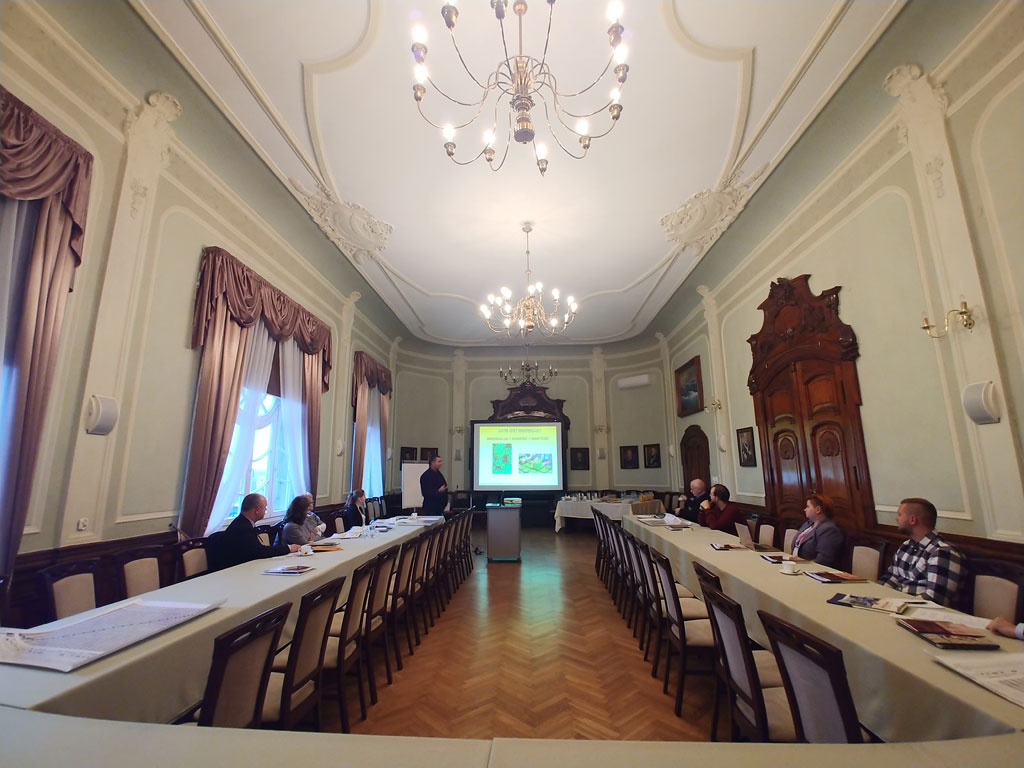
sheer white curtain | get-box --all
[204,321,275,535]
[361,386,384,498]
[0,196,41,509]
[279,336,309,495]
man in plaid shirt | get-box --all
[882,497,964,607]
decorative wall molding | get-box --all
[660,164,768,251]
[290,178,392,264]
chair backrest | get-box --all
[391,536,420,611]
[969,557,1024,622]
[366,546,400,626]
[276,576,346,716]
[783,527,799,554]
[847,535,888,581]
[635,540,661,613]
[693,561,722,591]
[40,559,102,621]
[735,521,754,546]
[702,583,769,741]
[650,550,685,632]
[198,601,291,728]
[758,523,776,549]
[114,545,167,599]
[177,538,209,580]
[339,558,375,648]
[254,525,274,547]
[758,610,861,743]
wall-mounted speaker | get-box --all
[84,395,119,435]
[961,381,1000,425]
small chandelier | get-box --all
[409,0,631,175]
[480,223,578,337]
[499,357,557,386]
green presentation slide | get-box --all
[474,422,562,490]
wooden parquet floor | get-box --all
[321,527,715,740]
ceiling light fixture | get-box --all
[499,356,557,386]
[480,222,577,338]
[409,0,631,176]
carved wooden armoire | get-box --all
[747,275,875,530]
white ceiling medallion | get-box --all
[290,178,392,264]
[660,164,768,252]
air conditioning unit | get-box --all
[617,374,650,390]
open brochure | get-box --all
[263,564,315,575]
[935,653,1024,707]
[0,599,220,673]
[827,592,923,614]
[806,570,867,583]
[896,618,999,650]
[710,542,746,551]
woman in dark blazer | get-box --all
[791,494,845,568]
[340,489,366,532]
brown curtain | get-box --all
[350,351,392,492]
[183,247,332,537]
[0,88,93,598]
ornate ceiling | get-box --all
[135,0,905,345]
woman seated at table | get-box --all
[791,494,844,568]
[340,489,367,532]
[278,494,326,545]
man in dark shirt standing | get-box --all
[674,478,709,523]
[419,455,448,516]
[209,493,297,570]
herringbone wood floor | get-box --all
[321,527,715,740]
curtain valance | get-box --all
[191,246,332,391]
[351,350,392,405]
[0,87,92,264]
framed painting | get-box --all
[674,355,704,417]
[620,445,639,470]
[737,427,757,467]
[419,447,438,462]
[643,443,661,469]
[569,447,590,471]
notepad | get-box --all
[897,619,999,650]
[263,564,315,575]
[806,570,867,584]
[710,543,746,551]
[827,593,920,614]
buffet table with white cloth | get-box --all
[554,498,664,532]
[624,515,1024,743]
[0,524,424,723]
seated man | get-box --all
[698,483,744,533]
[674,478,709,524]
[209,493,298,570]
[881,497,964,607]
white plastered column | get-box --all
[451,349,468,491]
[656,332,680,492]
[590,347,610,490]
[698,284,735,491]
[330,292,360,500]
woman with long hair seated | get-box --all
[278,493,326,545]
[341,489,367,531]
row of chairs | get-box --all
[183,511,476,732]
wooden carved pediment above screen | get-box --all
[747,275,876,531]
[489,382,570,428]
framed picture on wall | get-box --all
[400,446,417,463]
[737,427,757,467]
[643,443,661,469]
[674,356,704,417]
[620,445,639,470]
[419,447,438,462]
[569,447,590,471]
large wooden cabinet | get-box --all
[747,276,875,530]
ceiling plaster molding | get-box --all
[659,163,768,252]
[290,177,392,264]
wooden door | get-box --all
[748,276,875,529]
[680,425,711,489]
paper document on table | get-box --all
[902,607,987,628]
[0,599,220,672]
[332,527,364,539]
[935,652,1024,708]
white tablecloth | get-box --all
[554,499,664,532]
[0,525,423,723]
[624,516,1024,743]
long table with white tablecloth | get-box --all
[554,498,664,532]
[624,515,1024,743]
[0,524,424,723]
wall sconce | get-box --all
[704,398,722,412]
[449,425,464,435]
[593,424,608,434]
[922,301,974,339]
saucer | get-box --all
[779,570,801,576]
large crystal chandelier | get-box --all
[408,0,631,175]
[480,223,577,337]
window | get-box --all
[225,393,298,520]
[357,386,384,498]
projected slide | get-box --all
[473,422,563,491]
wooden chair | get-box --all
[408,526,437,639]
[781,520,802,555]
[113,545,170,599]
[263,576,345,730]
[324,558,375,732]
[758,610,865,743]
[363,546,400,705]
[39,558,104,621]
[650,549,715,717]
[757,518,777,549]
[846,535,888,581]
[175,537,209,581]
[189,602,291,728]
[388,536,421,670]
[968,557,1024,622]
[702,584,794,742]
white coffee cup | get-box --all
[781,559,797,574]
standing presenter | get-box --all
[420,454,448,515]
